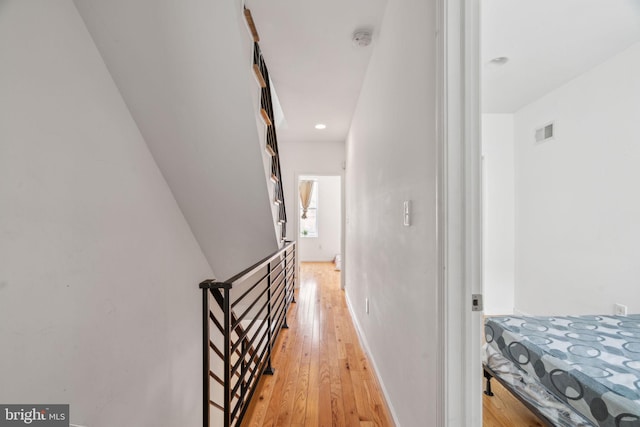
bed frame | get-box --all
[483,364,561,427]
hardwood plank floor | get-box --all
[242,262,395,427]
[482,375,545,427]
[242,261,541,426]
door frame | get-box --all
[437,0,483,425]
[292,172,346,290]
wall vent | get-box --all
[535,122,555,143]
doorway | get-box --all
[480,2,640,426]
[294,174,343,287]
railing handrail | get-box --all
[199,240,294,288]
[200,241,297,427]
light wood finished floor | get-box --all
[242,262,395,427]
[483,375,545,427]
[242,261,541,426]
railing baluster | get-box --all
[282,253,289,329]
[201,286,210,427]
[223,286,231,427]
[264,261,274,375]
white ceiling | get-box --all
[482,0,640,113]
[247,0,388,143]
[244,0,640,134]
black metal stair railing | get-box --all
[254,41,287,242]
[200,241,296,427]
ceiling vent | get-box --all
[534,122,555,143]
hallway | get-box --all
[242,262,394,426]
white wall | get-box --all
[514,41,640,315]
[298,176,341,262]
[345,0,437,424]
[482,114,515,314]
[0,2,212,425]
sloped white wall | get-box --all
[345,0,438,424]
[482,114,515,314]
[237,1,285,245]
[514,42,640,315]
[74,0,278,280]
[0,2,212,425]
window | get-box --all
[300,179,318,237]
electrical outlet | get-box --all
[614,303,628,316]
[365,298,369,314]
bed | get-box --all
[483,315,640,427]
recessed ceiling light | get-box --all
[489,56,509,65]
[315,124,327,130]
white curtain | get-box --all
[299,180,314,219]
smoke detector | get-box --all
[352,30,373,47]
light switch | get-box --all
[403,201,411,226]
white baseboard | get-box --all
[344,292,401,427]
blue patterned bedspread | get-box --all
[485,315,640,426]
